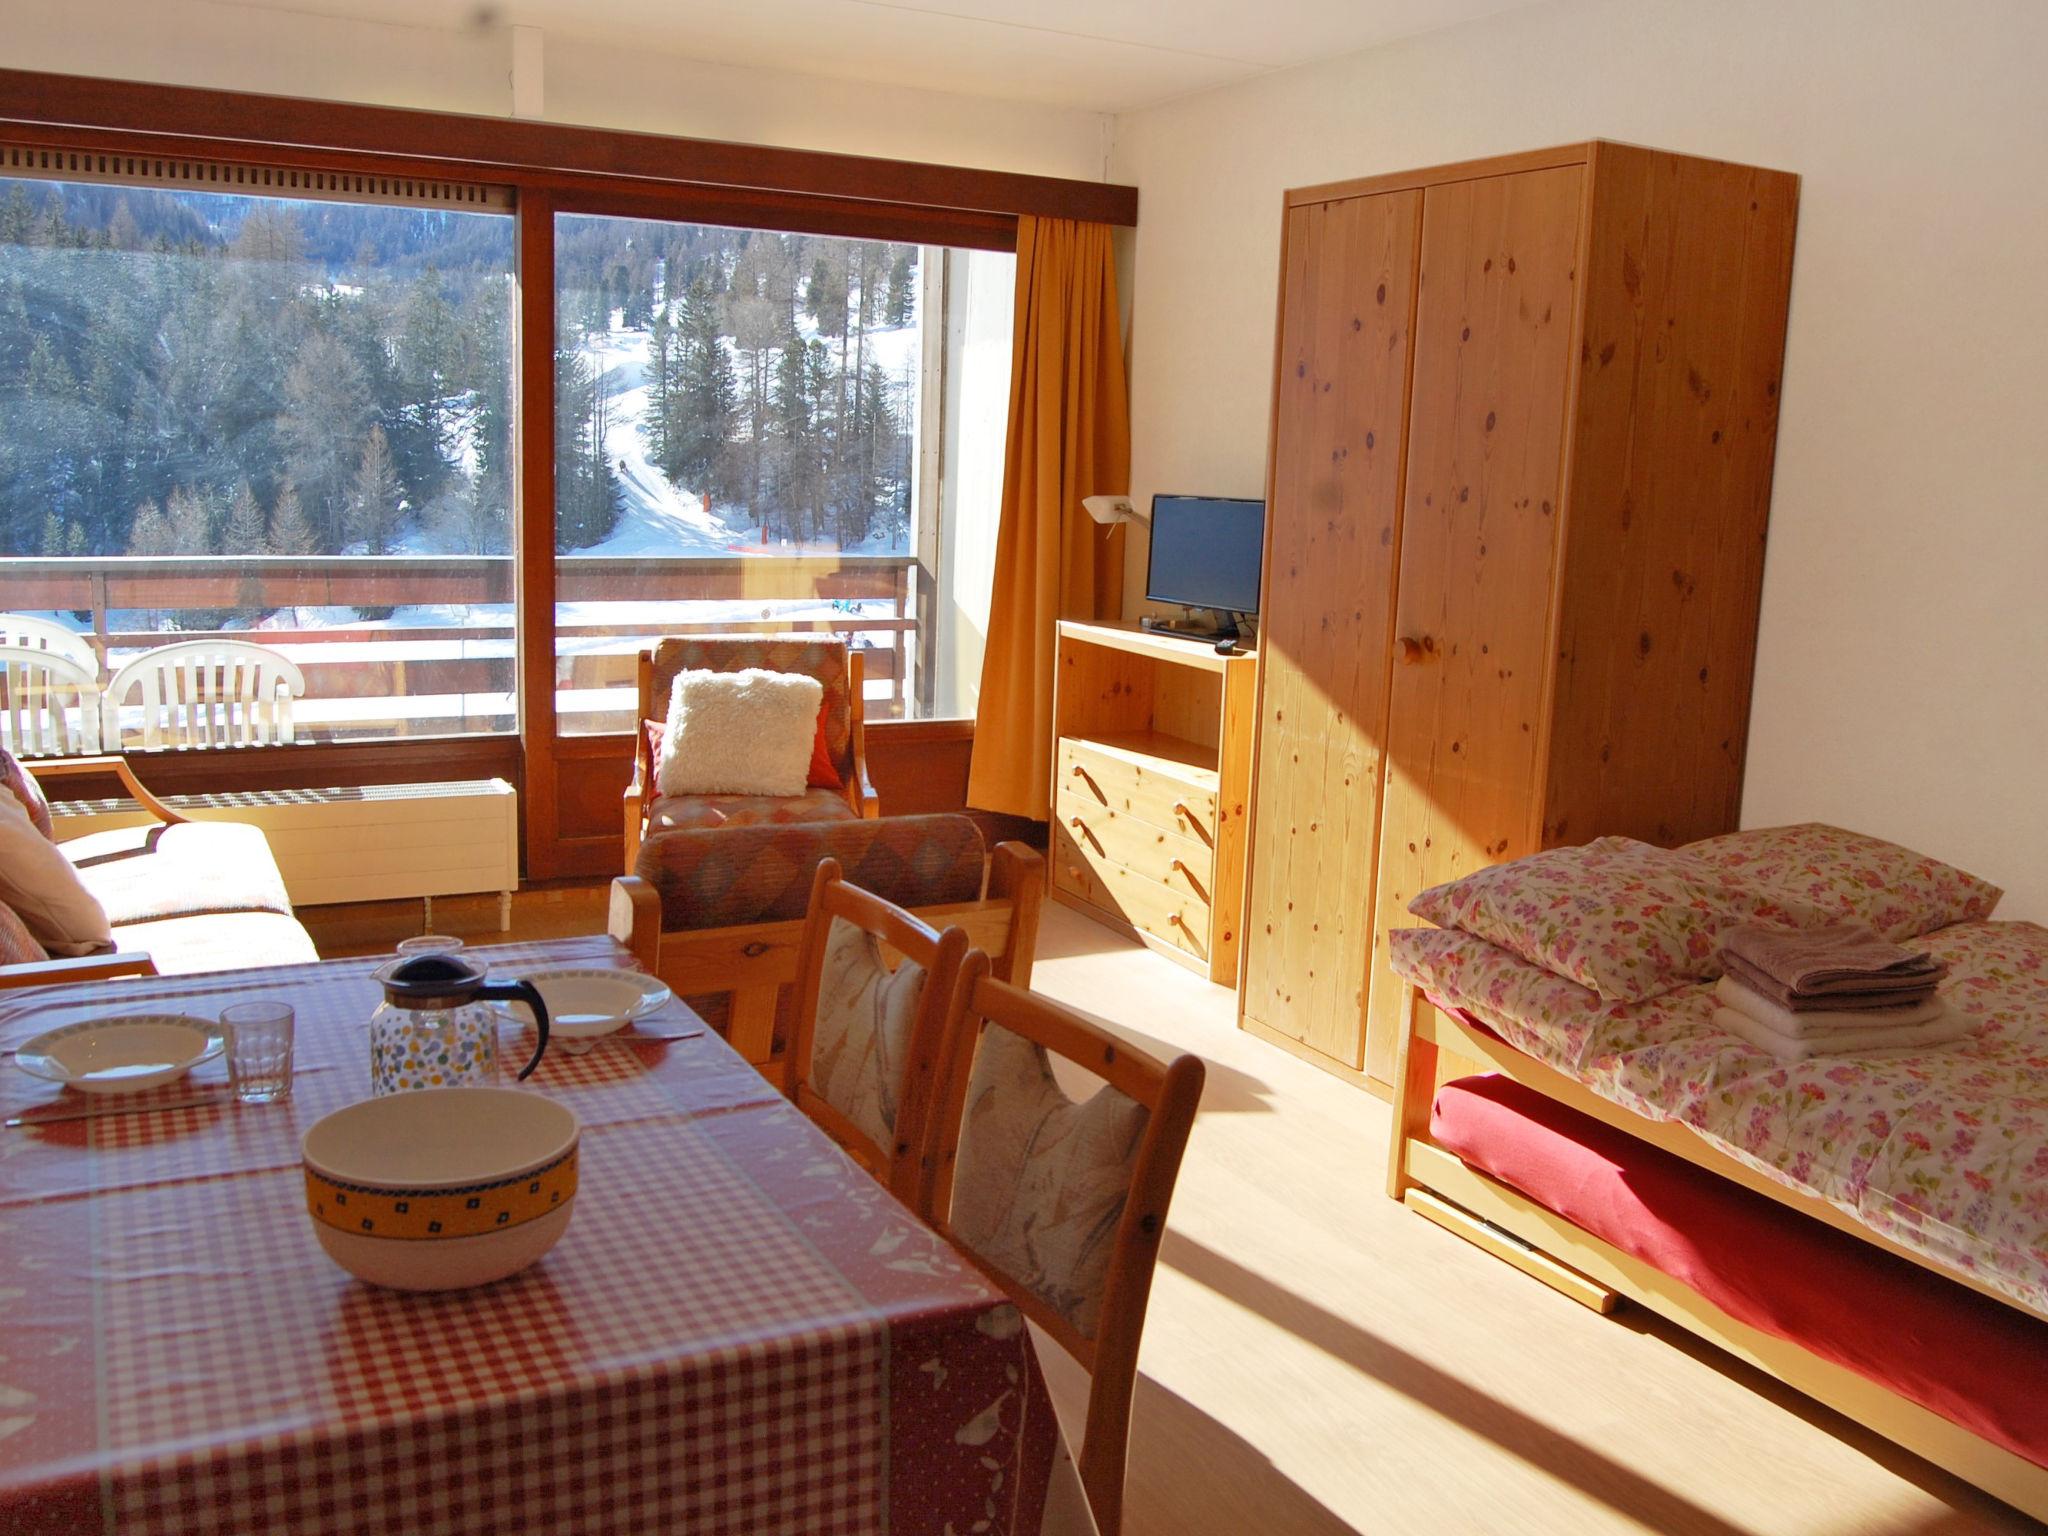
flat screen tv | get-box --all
[1144,494,1265,616]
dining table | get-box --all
[0,935,1074,1535]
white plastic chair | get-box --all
[102,640,306,750]
[0,614,99,673]
[0,645,102,756]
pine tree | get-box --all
[280,330,375,551]
[884,249,914,327]
[164,486,216,555]
[268,481,317,556]
[346,425,402,555]
[127,499,175,556]
[224,481,268,555]
[672,278,738,498]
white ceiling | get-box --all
[229,0,1549,113]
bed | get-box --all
[1382,827,2048,1521]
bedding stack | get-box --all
[1712,921,1968,1062]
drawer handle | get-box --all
[1173,801,1215,847]
[1170,858,1212,904]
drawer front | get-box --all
[1057,790,1214,902]
[1054,824,1213,959]
[1057,739,1218,845]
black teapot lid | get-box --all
[376,953,488,1002]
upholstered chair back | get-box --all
[921,965,1205,1536]
[647,636,855,785]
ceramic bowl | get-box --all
[302,1087,579,1292]
[487,968,672,1039]
[12,1014,225,1095]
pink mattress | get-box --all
[1433,1072,2048,1468]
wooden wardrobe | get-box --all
[1239,141,1800,1089]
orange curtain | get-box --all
[966,216,1130,821]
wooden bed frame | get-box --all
[1386,983,2048,1522]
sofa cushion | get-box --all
[647,787,858,834]
[64,821,294,927]
[0,786,112,956]
[0,901,49,966]
[0,749,54,840]
[113,911,320,975]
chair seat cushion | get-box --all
[64,821,294,926]
[647,788,858,833]
[113,911,320,975]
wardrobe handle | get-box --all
[1397,636,1433,665]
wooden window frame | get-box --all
[0,69,1135,875]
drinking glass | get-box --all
[222,1000,295,1104]
[396,935,465,957]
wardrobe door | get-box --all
[1241,190,1420,1068]
[1362,166,1584,1084]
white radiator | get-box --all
[54,778,519,926]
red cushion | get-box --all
[1431,1072,2048,1469]
[646,711,842,792]
[806,709,842,792]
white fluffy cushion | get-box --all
[657,667,825,798]
[0,785,113,957]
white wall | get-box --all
[7,0,1111,180]
[1110,0,2048,919]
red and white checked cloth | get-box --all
[0,937,1057,1535]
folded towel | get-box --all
[1720,951,1945,1012]
[1711,1003,1971,1064]
[1714,976,1948,1037]
[1719,920,1944,996]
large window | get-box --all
[0,172,518,743]
[552,214,1012,729]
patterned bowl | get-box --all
[302,1087,580,1292]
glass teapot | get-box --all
[367,954,551,1097]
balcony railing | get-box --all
[2,553,919,743]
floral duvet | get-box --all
[1390,920,2048,1316]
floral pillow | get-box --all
[1408,836,1828,1003]
[1679,823,2001,942]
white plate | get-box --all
[12,1015,226,1095]
[488,970,673,1039]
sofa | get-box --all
[0,755,317,986]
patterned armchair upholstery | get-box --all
[624,634,878,871]
[608,814,1044,1078]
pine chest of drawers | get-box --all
[1047,622,1256,985]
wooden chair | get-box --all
[784,858,971,1201]
[0,645,102,756]
[0,614,99,673]
[103,639,304,750]
[920,963,1205,1536]
[608,813,1042,1084]
[622,635,879,872]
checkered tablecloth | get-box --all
[0,937,1057,1535]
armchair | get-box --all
[621,635,879,871]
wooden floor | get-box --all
[1023,904,2038,1536]
[309,886,2039,1533]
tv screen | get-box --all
[1145,495,1265,614]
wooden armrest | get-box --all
[851,762,881,819]
[28,755,186,825]
[608,876,661,972]
[0,951,158,989]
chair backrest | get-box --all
[104,640,306,749]
[0,615,98,673]
[607,814,1044,1070]
[639,635,858,785]
[0,646,101,757]
[921,964,1205,1536]
[786,858,971,1200]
